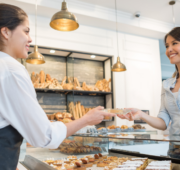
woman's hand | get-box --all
[117,108,143,121]
[82,106,116,125]
[65,106,116,137]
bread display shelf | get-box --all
[35,88,112,96]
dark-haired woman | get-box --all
[118,27,180,158]
[119,27,180,133]
[0,3,115,170]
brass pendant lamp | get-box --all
[26,0,45,64]
[111,0,126,72]
[50,0,79,31]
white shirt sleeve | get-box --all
[0,66,67,149]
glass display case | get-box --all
[22,133,180,170]
[25,133,180,162]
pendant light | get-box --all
[26,0,45,64]
[50,0,79,31]
[169,0,176,27]
[111,0,126,72]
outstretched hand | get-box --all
[117,108,142,121]
[83,106,116,125]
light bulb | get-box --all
[50,50,55,53]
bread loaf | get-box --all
[34,74,40,84]
[40,70,45,83]
[61,76,67,86]
[31,72,36,83]
[46,74,51,82]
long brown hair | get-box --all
[0,3,27,50]
[164,27,180,78]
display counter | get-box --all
[24,132,180,164]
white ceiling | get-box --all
[5,0,180,25]
[77,0,180,24]
[3,0,180,39]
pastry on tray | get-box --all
[97,161,108,167]
[132,124,146,130]
[121,125,128,129]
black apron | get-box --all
[0,125,23,170]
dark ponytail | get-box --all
[164,27,180,78]
[0,3,27,49]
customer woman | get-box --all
[0,3,115,170]
[118,27,180,134]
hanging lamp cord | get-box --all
[172,3,176,27]
[115,0,119,58]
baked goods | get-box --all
[121,125,128,129]
[40,70,45,84]
[98,127,106,130]
[31,72,36,83]
[53,160,63,166]
[42,156,172,170]
[46,112,73,123]
[94,154,99,159]
[95,78,111,92]
[74,165,86,170]
[59,139,101,154]
[103,155,108,160]
[81,158,93,167]
[68,101,94,120]
[146,160,171,170]
[46,74,52,82]
[55,112,63,120]
[97,162,108,167]
[31,70,111,92]
[98,153,103,157]
[31,71,63,89]
[44,158,54,165]
[64,163,75,169]
[107,125,120,129]
[121,158,148,170]
[107,156,118,160]
[132,124,145,129]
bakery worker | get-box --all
[118,27,180,135]
[0,3,115,170]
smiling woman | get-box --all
[164,27,180,79]
[0,3,31,59]
[118,27,180,135]
[0,3,115,170]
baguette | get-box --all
[81,105,85,116]
[46,74,52,82]
[78,102,82,118]
[75,102,79,119]
[73,108,77,120]
[34,74,40,84]
[31,72,36,83]
[40,70,45,84]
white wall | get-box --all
[28,14,162,131]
